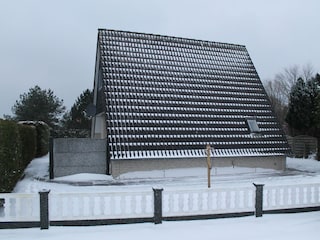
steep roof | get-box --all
[95,29,289,160]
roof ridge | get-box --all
[97,28,246,49]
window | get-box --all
[246,118,261,133]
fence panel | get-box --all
[0,193,39,222]
[49,190,154,221]
[163,186,255,217]
[1,183,320,227]
[287,135,317,157]
[264,184,320,211]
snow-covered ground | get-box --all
[2,154,320,239]
[0,211,319,240]
[12,154,320,193]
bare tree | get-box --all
[263,64,315,127]
[302,63,315,82]
[264,79,288,125]
[273,65,300,103]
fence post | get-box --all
[39,190,50,229]
[253,183,264,217]
[0,198,5,217]
[49,138,54,179]
[153,188,163,224]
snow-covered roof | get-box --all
[94,29,290,160]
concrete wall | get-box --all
[51,138,106,178]
[50,138,286,179]
[111,155,286,179]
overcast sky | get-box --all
[0,0,319,117]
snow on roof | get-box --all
[94,29,290,160]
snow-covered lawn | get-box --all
[12,154,320,193]
[2,154,320,239]
[1,211,319,240]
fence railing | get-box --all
[263,184,320,211]
[163,186,255,218]
[0,193,39,222]
[49,190,153,221]
[1,183,320,229]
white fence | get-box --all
[1,183,320,228]
[263,183,320,211]
[0,193,39,222]
[163,186,255,217]
[49,191,153,221]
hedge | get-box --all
[0,120,49,193]
[0,120,22,193]
[35,122,50,157]
[17,123,37,168]
[19,121,50,157]
[52,128,90,138]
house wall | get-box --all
[111,155,286,179]
[92,114,106,139]
[50,138,106,178]
[50,137,286,179]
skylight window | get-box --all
[246,118,261,133]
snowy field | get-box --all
[1,154,320,239]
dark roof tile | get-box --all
[95,29,290,160]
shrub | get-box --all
[52,128,90,138]
[35,121,50,157]
[0,120,22,193]
[17,123,37,168]
[0,120,49,192]
[19,121,50,157]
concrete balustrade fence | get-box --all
[1,183,320,229]
[263,184,320,212]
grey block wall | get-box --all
[51,138,106,178]
[50,138,286,179]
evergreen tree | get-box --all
[62,89,93,130]
[311,74,320,128]
[286,75,320,135]
[12,85,65,128]
[264,64,314,127]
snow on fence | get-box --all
[1,183,320,229]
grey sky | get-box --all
[0,0,319,117]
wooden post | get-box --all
[206,144,212,188]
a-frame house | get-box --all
[91,29,289,178]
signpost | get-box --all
[206,144,212,188]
